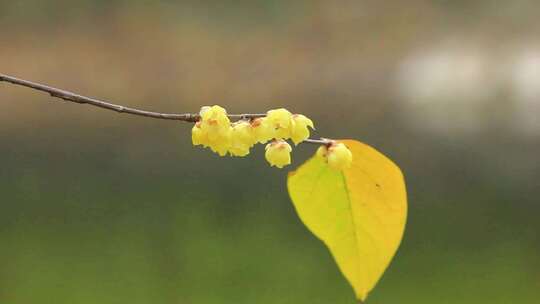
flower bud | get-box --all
[326,142,353,171]
[265,140,292,168]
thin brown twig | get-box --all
[0,73,331,145]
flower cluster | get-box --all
[191,105,351,170]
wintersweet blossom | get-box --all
[250,117,275,144]
[290,114,314,145]
[318,142,353,171]
[192,121,207,146]
[229,120,256,157]
[265,140,292,168]
[197,105,232,156]
[266,108,294,139]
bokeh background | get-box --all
[1,1,539,303]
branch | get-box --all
[0,73,330,145]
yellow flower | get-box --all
[199,105,231,139]
[265,140,292,168]
[192,121,208,146]
[207,127,232,156]
[251,117,275,144]
[266,108,294,139]
[197,105,233,156]
[323,142,353,171]
[290,114,314,145]
[200,105,229,124]
[229,120,256,157]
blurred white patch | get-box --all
[510,49,540,134]
[396,40,540,136]
[395,42,495,134]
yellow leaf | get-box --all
[287,139,407,302]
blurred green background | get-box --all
[1,1,539,303]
